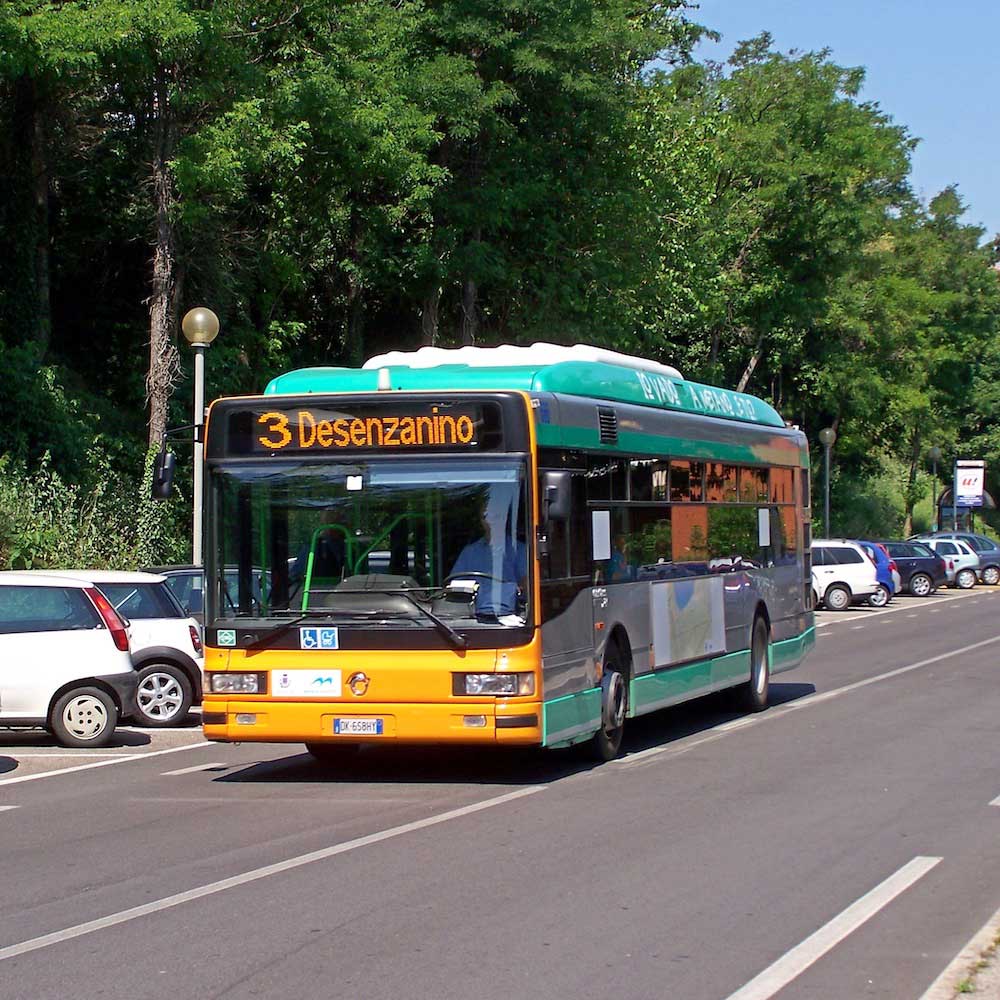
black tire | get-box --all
[306,742,360,766]
[589,647,628,762]
[909,573,932,597]
[824,583,851,611]
[982,565,1000,586]
[868,584,891,608]
[50,687,117,748]
[135,663,193,727]
[740,616,770,712]
[956,568,977,590]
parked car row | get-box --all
[811,530,1000,610]
[0,570,204,748]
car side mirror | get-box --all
[542,470,571,523]
[151,449,176,500]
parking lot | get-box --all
[2,584,994,788]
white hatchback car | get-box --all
[919,539,980,589]
[0,572,138,747]
[39,571,204,727]
[810,540,880,611]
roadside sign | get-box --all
[955,460,986,508]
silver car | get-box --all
[921,538,980,589]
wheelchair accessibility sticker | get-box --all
[299,626,339,650]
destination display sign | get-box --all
[216,399,506,456]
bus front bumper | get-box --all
[202,698,542,746]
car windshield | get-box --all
[208,457,531,631]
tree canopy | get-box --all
[1,4,998,563]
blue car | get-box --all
[856,540,895,607]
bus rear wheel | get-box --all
[590,650,627,762]
[740,616,770,712]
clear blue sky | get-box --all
[691,0,1000,239]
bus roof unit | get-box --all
[264,343,785,429]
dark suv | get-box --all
[880,541,948,596]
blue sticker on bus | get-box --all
[300,626,339,650]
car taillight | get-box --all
[189,624,203,656]
[85,586,130,652]
[948,560,954,570]
[889,560,898,572]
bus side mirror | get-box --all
[542,471,571,523]
[151,450,176,500]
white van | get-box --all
[0,572,138,747]
[810,540,880,611]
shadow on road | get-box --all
[214,679,817,787]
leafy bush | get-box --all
[0,451,189,570]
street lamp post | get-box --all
[181,307,220,565]
[928,446,942,531]
[818,427,837,538]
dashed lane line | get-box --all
[161,762,229,777]
[0,806,18,813]
[0,741,208,787]
[0,786,545,962]
[990,794,1000,808]
[725,857,942,1000]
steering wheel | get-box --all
[444,571,504,586]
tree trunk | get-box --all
[902,431,921,537]
[146,63,181,449]
[460,276,478,345]
[12,75,52,356]
[421,288,441,345]
[735,337,764,393]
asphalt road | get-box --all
[1,587,998,999]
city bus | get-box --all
[197,344,815,762]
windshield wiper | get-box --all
[333,587,467,650]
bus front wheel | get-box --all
[590,650,627,762]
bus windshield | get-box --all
[208,457,531,631]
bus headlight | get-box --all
[209,672,263,694]
[458,673,535,696]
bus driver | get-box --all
[450,492,527,618]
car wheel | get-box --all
[306,743,360,766]
[982,565,1000,586]
[909,573,932,597]
[740,616,770,712]
[956,568,977,590]
[50,687,117,748]
[868,585,891,608]
[589,648,628,761]
[135,664,193,727]
[823,584,851,611]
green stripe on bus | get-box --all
[629,648,752,714]
[542,687,602,746]
[770,626,816,674]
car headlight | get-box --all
[457,673,535,696]
[209,672,263,694]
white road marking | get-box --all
[0,806,18,813]
[0,742,208,787]
[0,785,544,962]
[0,752,139,758]
[161,762,229,776]
[907,613,919,618]
[920,904,1000,999]
[990,794,1000,808]
[617,633,1000,769]
[852,626,865,630]
[725,856,941,1000]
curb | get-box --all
[919,905,1000,999]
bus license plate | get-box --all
[333,717,384,736]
